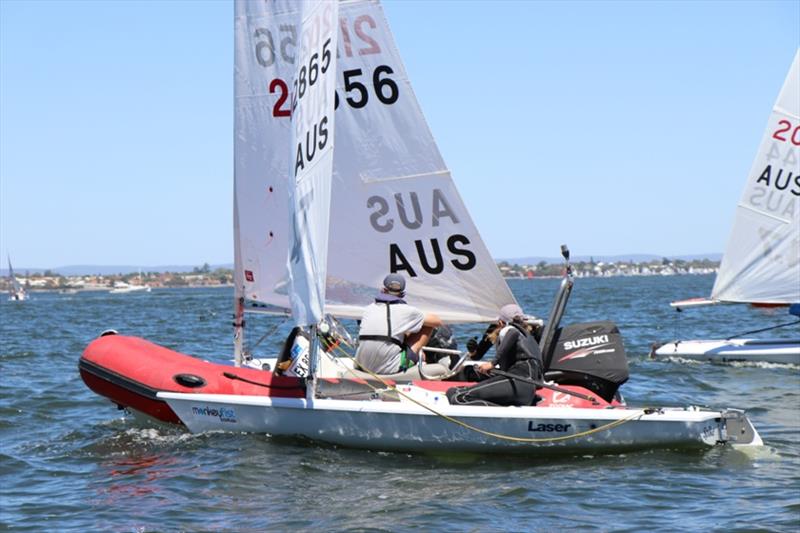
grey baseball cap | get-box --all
[382,273,406,294]
[497,303,524,323]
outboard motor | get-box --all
[425,325,458,365]
[544,321,629,402]
[538,245,629,402]
[427,325,458,351]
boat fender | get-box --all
[173,373,207,388]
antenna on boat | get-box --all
[539,244,575,370]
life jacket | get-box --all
[357,295,415,371]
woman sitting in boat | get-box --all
[355,274,443,375]
[447,304,543,406]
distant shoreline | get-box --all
[9,270,721,296]
[4,259,720,293]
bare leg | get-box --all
[407,326,434,355]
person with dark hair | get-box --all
[355,274,443,375]
[446,304,543,406]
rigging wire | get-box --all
[244,316,290,356]
[726,319,800,340]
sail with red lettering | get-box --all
[234,0,516,323]
[711,50,800,305]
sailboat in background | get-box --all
[6,256,28,302]
[78,0,763,454]
[109,270,151,294]
[654,50,800,365]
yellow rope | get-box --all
[322,343,644,444]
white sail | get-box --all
[287,0,339,326]
[7,257,22,293]
[234,0,516,323]
[711,50,800,305]
[6,256,26,301]
[234,0,300,315]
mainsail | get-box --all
[711,50,800,305]
[234,0,516,324]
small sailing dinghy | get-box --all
[6,256,28,302]
[654,50,800,365]
[80,0,762,454]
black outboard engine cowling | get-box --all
[424,325,459,365]
[543,320,629,402]
[427,325,458,351]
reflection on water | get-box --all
[104,454,176,496]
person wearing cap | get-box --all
[355,274,443,375]
[446,303,543,406]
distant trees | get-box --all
[193,263,212,274]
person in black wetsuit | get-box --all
[446,304,543,406]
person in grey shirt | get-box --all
[355,274,443,375]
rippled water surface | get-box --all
[1,275,798,531]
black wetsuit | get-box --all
[447,323,543,406]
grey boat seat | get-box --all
[336,363,450,382]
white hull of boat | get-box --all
[654,338,800,365]
[109,285,151,294]
[158,390,761,454]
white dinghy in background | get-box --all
[654,50,800,365]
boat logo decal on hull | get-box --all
[192,405,238,423]
[528,422,573,432]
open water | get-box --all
[1,274,799,531]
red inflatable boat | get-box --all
[79,333,619,426]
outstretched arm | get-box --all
[423,313,443,329]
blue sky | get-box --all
[1,0,798,268]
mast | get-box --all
[233,182,245,367]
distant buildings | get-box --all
[498,258,718,279]
[0,259,718,293]
[0,268,233,293]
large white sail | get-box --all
[712,50,800,305]
[234,0,516,323]
[286,0,339,326]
